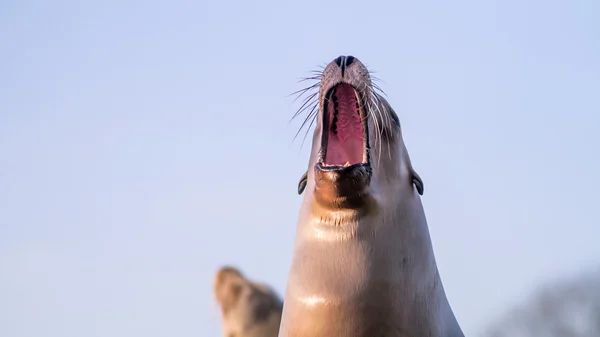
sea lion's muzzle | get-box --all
[313,55,374,208]
[317,56,371,173]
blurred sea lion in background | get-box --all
[213,266,282,337]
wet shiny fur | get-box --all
[279,56,464,337]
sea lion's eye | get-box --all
[389,108,400,126]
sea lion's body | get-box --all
[279,56,464,337]
[214,266,283,337]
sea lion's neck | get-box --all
[296,188,439,284]
[279,189,458,336]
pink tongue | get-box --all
[325,84,364,166]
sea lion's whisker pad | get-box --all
[282,55,464,337]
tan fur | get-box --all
[278,56,465,337]
[214,266,283,337]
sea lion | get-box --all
[279,55,464,337]
[213,266,283,337]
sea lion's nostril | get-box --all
[345,56,355,67]
[334,56,351,77]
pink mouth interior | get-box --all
[324,83,365,166]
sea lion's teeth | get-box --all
[344,161,350,166]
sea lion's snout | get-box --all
[297,55,414,206]
[317,57,371,170]
[333,55,356,77]
[310,56,373,206]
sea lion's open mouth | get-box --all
[317,83,369,172]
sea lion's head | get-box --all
[295,56,423,216]
[213,266,283,337]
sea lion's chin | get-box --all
[313,162,372,209]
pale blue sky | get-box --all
[1,0,599,336]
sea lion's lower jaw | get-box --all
[315,161,371,173]
[313,163,372,210]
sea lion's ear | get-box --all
[411,169,424,195]
[297,171,308,195]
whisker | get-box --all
[299,105,319,149]
[372,82,386,97]
[298,76,321,83]
[288,82,320,100]
[293,102,318,140]
[374,92,395,161]
[290,92,319,122]
[288,68,323,149]
[372,92,385,166]
[358,83,383,167]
